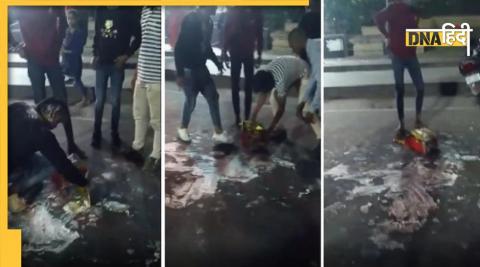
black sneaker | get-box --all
[123,147,145,166]
[111,133,122,148]
[91,132,102,149]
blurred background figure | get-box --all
[12,7,68,104]
[61,9,92,107]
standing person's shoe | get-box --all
[123,147,145,167]
[111,133,122,148]
[212,131,231,144]
[177,128,191,143]
[143,157,160,173]
[91,132,102,149]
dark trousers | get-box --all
[181,68,222,130]
[94,64,125,136]
[391,56,425,121]
[230,53,254,120]
[27,59,67,104]
[63,53,88,97]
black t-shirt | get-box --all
[93,7,141,65]
[8,102,87,187]
[299,11,320,39]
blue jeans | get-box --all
[27,58,67,104]
[8,153,53,202]
[391,56,425,121]
[304,38,321,114]
[181,68,222,130]
[94,64,125,135]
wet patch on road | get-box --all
[325,132,480,251]
[165,130,321,267]
[165,132,309,209]
[9,151,161,266]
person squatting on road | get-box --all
[61,8,92,107]
[222,7,264,125]
[91,7,141,149]
[8,99,89,213]
[124,7,162,173]
[175,7,231,144]
[375,0,425,139]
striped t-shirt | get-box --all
[138,7,161,83]
[263,56,308,97]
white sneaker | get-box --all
[177,128,191,143]
[212,131,231,144]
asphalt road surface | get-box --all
[164,82,320,267]
[325,95,480,267]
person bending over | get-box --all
[8,98,88,212]
[251,56,308,133]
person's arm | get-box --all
[56,7,68,42]
[267,91,286,132]
[299,80,319,119]
[8,27,19,48]
[221,11,234,66]
[69,31,84,55]
[206,17,222,69]
[174,41,186,80]
[39,99,87,159]
[131,68,137,90]
[92,8,101,58]
[251,92,269,123]
[37,130,88,187]
[126,11,142,57]
[255,10,264,60]
[207,44,221,69]
[374,7,389,38]
[222,10,233,55]
[310,81,320,115]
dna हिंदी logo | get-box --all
[405,23,473,56]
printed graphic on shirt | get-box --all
[101,20,118,39]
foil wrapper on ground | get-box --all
[395,128,439,156]
[240,120,266,147]
[63,187,91,214]
[51,154,91,214]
